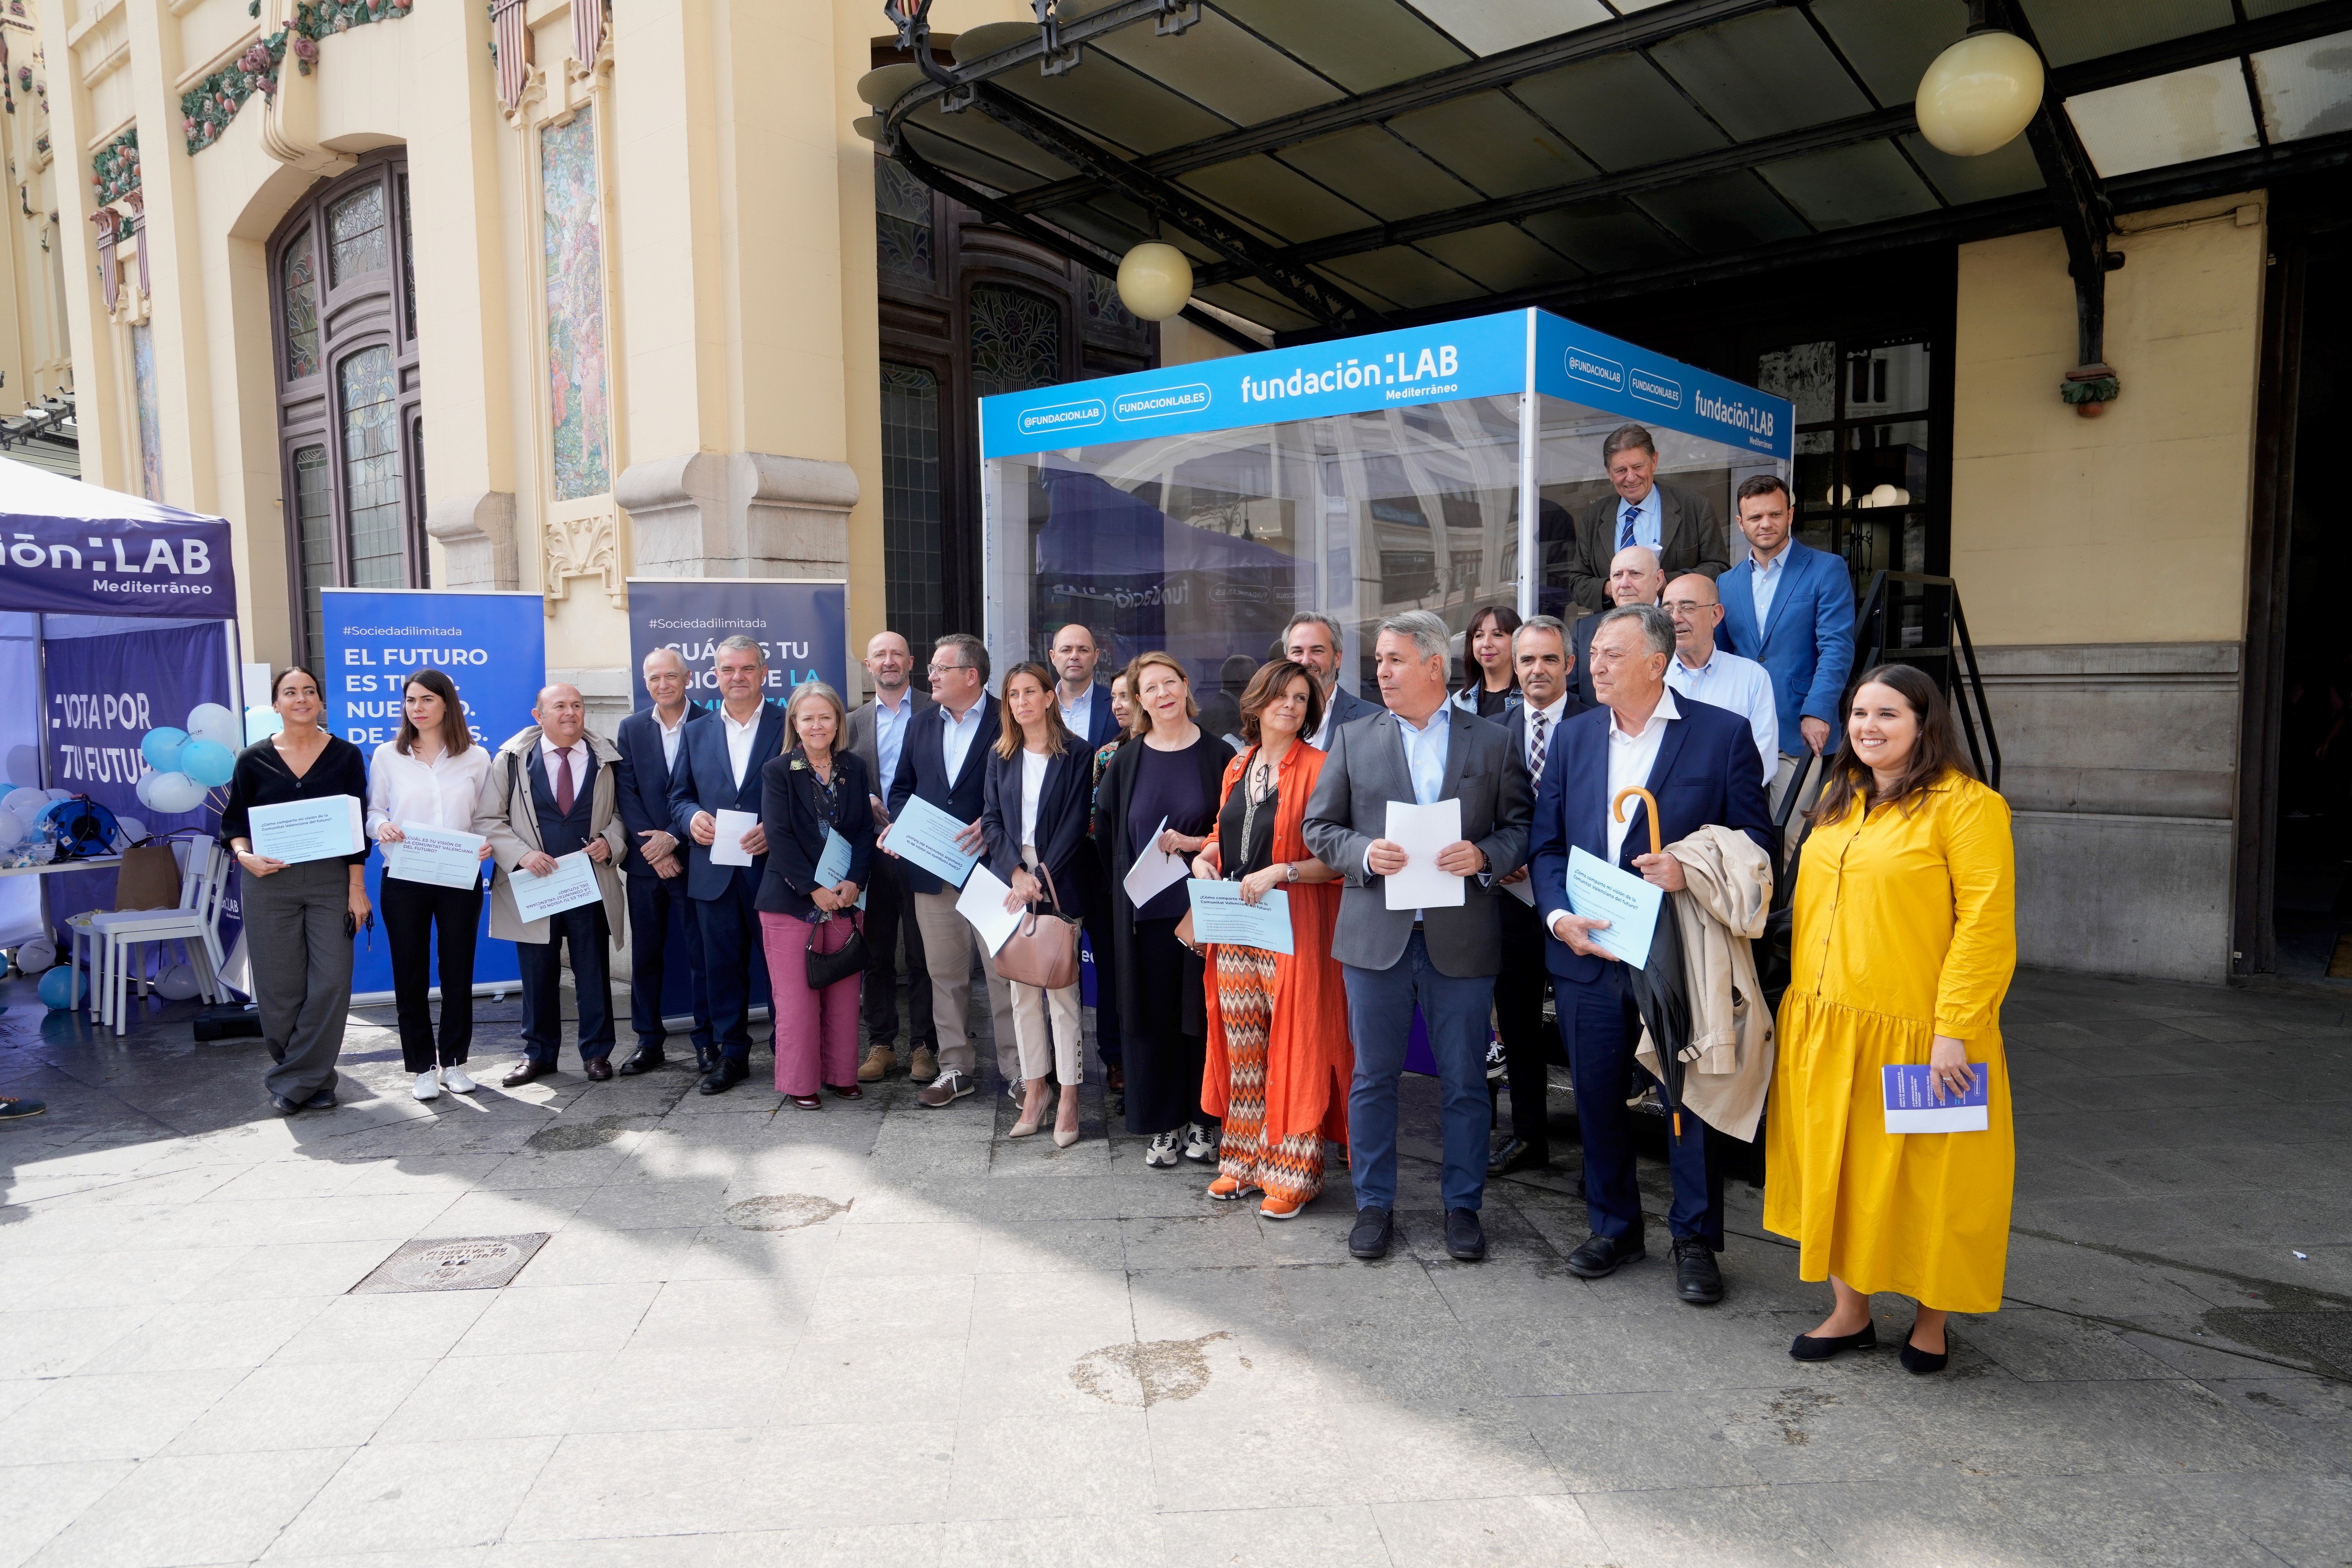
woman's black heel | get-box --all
[1899,1320,1949,1374]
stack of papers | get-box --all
[384,824,487,889]
[248,795,364,865]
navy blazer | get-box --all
[1528,693,1772,986]
[1715,539,1857,745]
[980,735,1093,920]
[1062,683,1124,750]
[665,699,789,902]
[755,749,876,920]
[614,707,698,878]
[884,693,1001,895]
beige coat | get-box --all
[472,725,629,945]
[1637,824,1774,1144]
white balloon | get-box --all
[144,772,208,814]
[0,810,20,850]
[14,936,55,974]
[46,787,75,802]
[185,703,241,748]
[155,962,201,1000]
[1,786,46,821]
[113,816,147,848]
[134,771,161,809]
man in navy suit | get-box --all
[886,632,1013,1110]
[613,647,711,1077]
[1284,612,1379,750]
[1714,474,1855,810]
[1530,604,1771,1307]
[1048,622,1126,1085]
[667,634,788,1096]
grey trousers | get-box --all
[243,857,355,1103]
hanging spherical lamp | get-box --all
[1915,29,2045,156]
[1116,243,1193,322]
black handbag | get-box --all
[804,915,871,989]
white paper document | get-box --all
[1565,845,1664,969]
[1499,874,1535,907]
[955,862,1023,955]
[1382,798,1466,911]
[510,850,603,922]
[383,824,486,889]
[248,794,364,865]
[1185,880,1294,954]
[1120,816,1189,909]
[814,826,868,910]
[710,808,759,867]
[879,793,981,888]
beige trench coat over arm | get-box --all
[471,724,631,947]
[1637,824,1775,1145]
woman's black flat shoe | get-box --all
[1789,1323,1877,1362]
[1900,1336,1949,1374]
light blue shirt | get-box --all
[873,688,916,794]
[1057,684,1095,741]
[1396,706,1451,806]
[938,697,985,786]
[1665,646,1779,778]
[1615,486,1662,553]
[1749,543,1789,631]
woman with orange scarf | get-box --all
[1188,659,1350,1218]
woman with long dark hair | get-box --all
[1766,664,2016,1375]
[221,666,371,1115]
[1451,603,1522,720]
[368,668,495,1101]
[757,680,873,1109]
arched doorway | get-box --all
[266,151,422,665]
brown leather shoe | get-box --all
[584,1058,614,1081]
[856,1044,895,1083]
[502,1059,557,1087]
[907,1046,939,1083]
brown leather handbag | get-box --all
[993,861,1081,990]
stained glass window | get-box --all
[397,172,416,341]
[281,228,319,380]
[1085,269,1142,334]
[881,362,943,659]
[327,184,388,286]
[294,444,334,665]
[1757,336,1933,588]
[875,156,933,280]
[339,347,406,594]
[131,323,163,503]
[542,108,612,499]
[969,284,1060,401]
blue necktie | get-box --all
[1618,503,1638,551]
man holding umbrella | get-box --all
[1529,604,1772,1305]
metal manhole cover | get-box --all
[723,1194,849,1231]
[526,1115,643,1152]
[349,1233,550,1294]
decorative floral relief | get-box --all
[91,128,137,205]
[182,0,415,156]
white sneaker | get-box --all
[1005,1077,1026,1104]
[412,1070,441,1102]
[1182,1123,1219,1163]
[1145,1130,1181,1168]
[441,1067,478,1094]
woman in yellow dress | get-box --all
[1764,663,2015,1374]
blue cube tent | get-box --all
[978,308,1794,690]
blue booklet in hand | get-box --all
[1882,1064,1989,1133]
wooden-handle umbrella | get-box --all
[1612,786,1662,859]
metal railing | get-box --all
[1846,570,2001,790]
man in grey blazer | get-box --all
[1565,424,1727,612]
[846,631,935,1082]
[1303,611,1532,1266]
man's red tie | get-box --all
[555,746,575,815]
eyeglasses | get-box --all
[927,662,972,676]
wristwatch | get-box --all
[1282,862,1299,883]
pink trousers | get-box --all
[760,911,862,1095]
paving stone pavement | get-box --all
[0,966,2346,1567]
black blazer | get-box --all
[1567,481,1727,612]
[1091,731,1232,1040]
[884,694,1001,895]
[218,734,371,865]
[755,749,876,920]
[665,700,789,902]
[614,708,697,878]
[980,735,1093,919]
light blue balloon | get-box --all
[178,737,236,788]
[141,727,189,773]
[37,965,84,1010]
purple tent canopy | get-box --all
[0,456,237,619]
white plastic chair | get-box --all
[94,839,232,1035]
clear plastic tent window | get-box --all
[979,309,1791,703]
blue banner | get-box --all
[319,588,547,999]
[1532,313,1792,461]
[625,578,848,710]
[0,463,238,618]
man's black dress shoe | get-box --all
[1487,1137,1549,1176]
[616,1045,666,1076]
[697,1057,749,1095]
[1565,1232,1645,1278]
[272,1094,303,1116]
[1790,1323,1877,1362]
[1444,1207,1486,1262]
[502,1059,558,1087]
[1672,1237,1724,1304]
[1348,1206,1394,1261]
[692,1047,717,1076]
[584,1058,614,1082]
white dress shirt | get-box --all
[1615,485,1662,553]
[872,687,916,791]
[539,735,588,808]
[366,740,492,837]
[1312,688,1340,750]
[1605,685,1680,866]
[1749,542,1790,630]
[1019,747,1047,849]
[1057,683,1095,743]
[720,703,764,791]
[938,698,985,784]
[652,706,690,769]
[1666,646,1778,779]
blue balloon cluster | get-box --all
[136,704,242,816]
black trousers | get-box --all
[859,853,933,1052]
[518,901,616,1066]
[626,871,712,1054]
[1492,894,1552,1152]
[381,876,481,1072]
[1080,852,1123,1068]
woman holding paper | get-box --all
[367,669,495,1102]
[1765,664,2016,1375]
[1092,651,1232,1168]
[1188,660,1348,1217]
[757,680,874,1109]
[220,665,372,1116]
[981,662,1094,1145]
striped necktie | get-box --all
[1618,503,1638,551]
